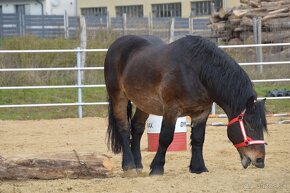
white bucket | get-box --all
[146,115,187,151]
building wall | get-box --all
[77,0,240,17]
[0,0,77,16]
[0,1,38,14]
[46,0,76,16]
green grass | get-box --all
[0,88,108,120]
[254,84,290,114]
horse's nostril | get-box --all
[256,158,264,163]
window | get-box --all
[191,1,222,16]
[152,3,181,18]
[115,5,143,17]
[215,0,222,10]
[191,1,211,16]
[81,7,107,17]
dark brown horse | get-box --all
[104,35,267,176]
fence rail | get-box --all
[0,13,210,39]
[0,43,290,117]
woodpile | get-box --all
[209,0,290,44]
[0,152,114,180]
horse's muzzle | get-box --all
[253,157,265,168]
[241,156,265,169]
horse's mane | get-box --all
[244,100,268,132]
[177,36,256,116]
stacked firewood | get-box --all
[209,0,290,44]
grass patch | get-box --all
[0,88,107,120]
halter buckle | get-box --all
[238,112,245,120]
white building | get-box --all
[0,0,77,16]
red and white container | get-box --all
[146,115,187,152]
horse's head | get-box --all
[227,98,267,169]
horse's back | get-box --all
[104,35,163,69]
[104,35,164,88]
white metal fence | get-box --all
[0,43,290,118]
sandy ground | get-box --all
[0,116,289,193]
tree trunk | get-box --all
[0,152,114,180]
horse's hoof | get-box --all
[149,168,164,176]
[122,169,138,178]
[189,166,209,174]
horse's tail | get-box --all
[106,96,132,154]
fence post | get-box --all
[169,18,175,43]
[189,17,194,34]
[106,12,111,30]
[0,14,2,37]
[76,47,83,118]
[122,13,127,35]
[148,12,153,35]
[64,11,69,39]
[79,15,87,80]
[253,17,263,73]
[211,103,216,115]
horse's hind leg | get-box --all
[107,96,136,173]
[131,108,149,172]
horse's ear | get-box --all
[246,95,256,109]
[257,98,266,109]
[261,98,266,106]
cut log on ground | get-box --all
[0,152,114,180]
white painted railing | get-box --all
[0,43,290,118]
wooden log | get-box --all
[245,10,268,18]
[0,152,114,180]
[240,0,261,8]
[218,8,232,19]
[209,22,226,32]
[268,7,289,14]
[262,30,290,43]
[233,9,249,18]
[229,17,242,25]
[209,16,220,24]
[234,27,244,32]
[244,30,290,43]
[264,17,290,28]
[240,16,253,26]
[261,1,290,7]
[262,12,290,21]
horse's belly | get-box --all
[127,92,163,115]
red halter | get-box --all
[228,111,267,148]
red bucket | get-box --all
[146,115,187,152]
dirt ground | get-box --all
[0,116,289,193]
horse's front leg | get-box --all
[149,113,177,175]
[189,118,209,174]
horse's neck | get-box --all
[201,64,253,120]
[215,99,245,120]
